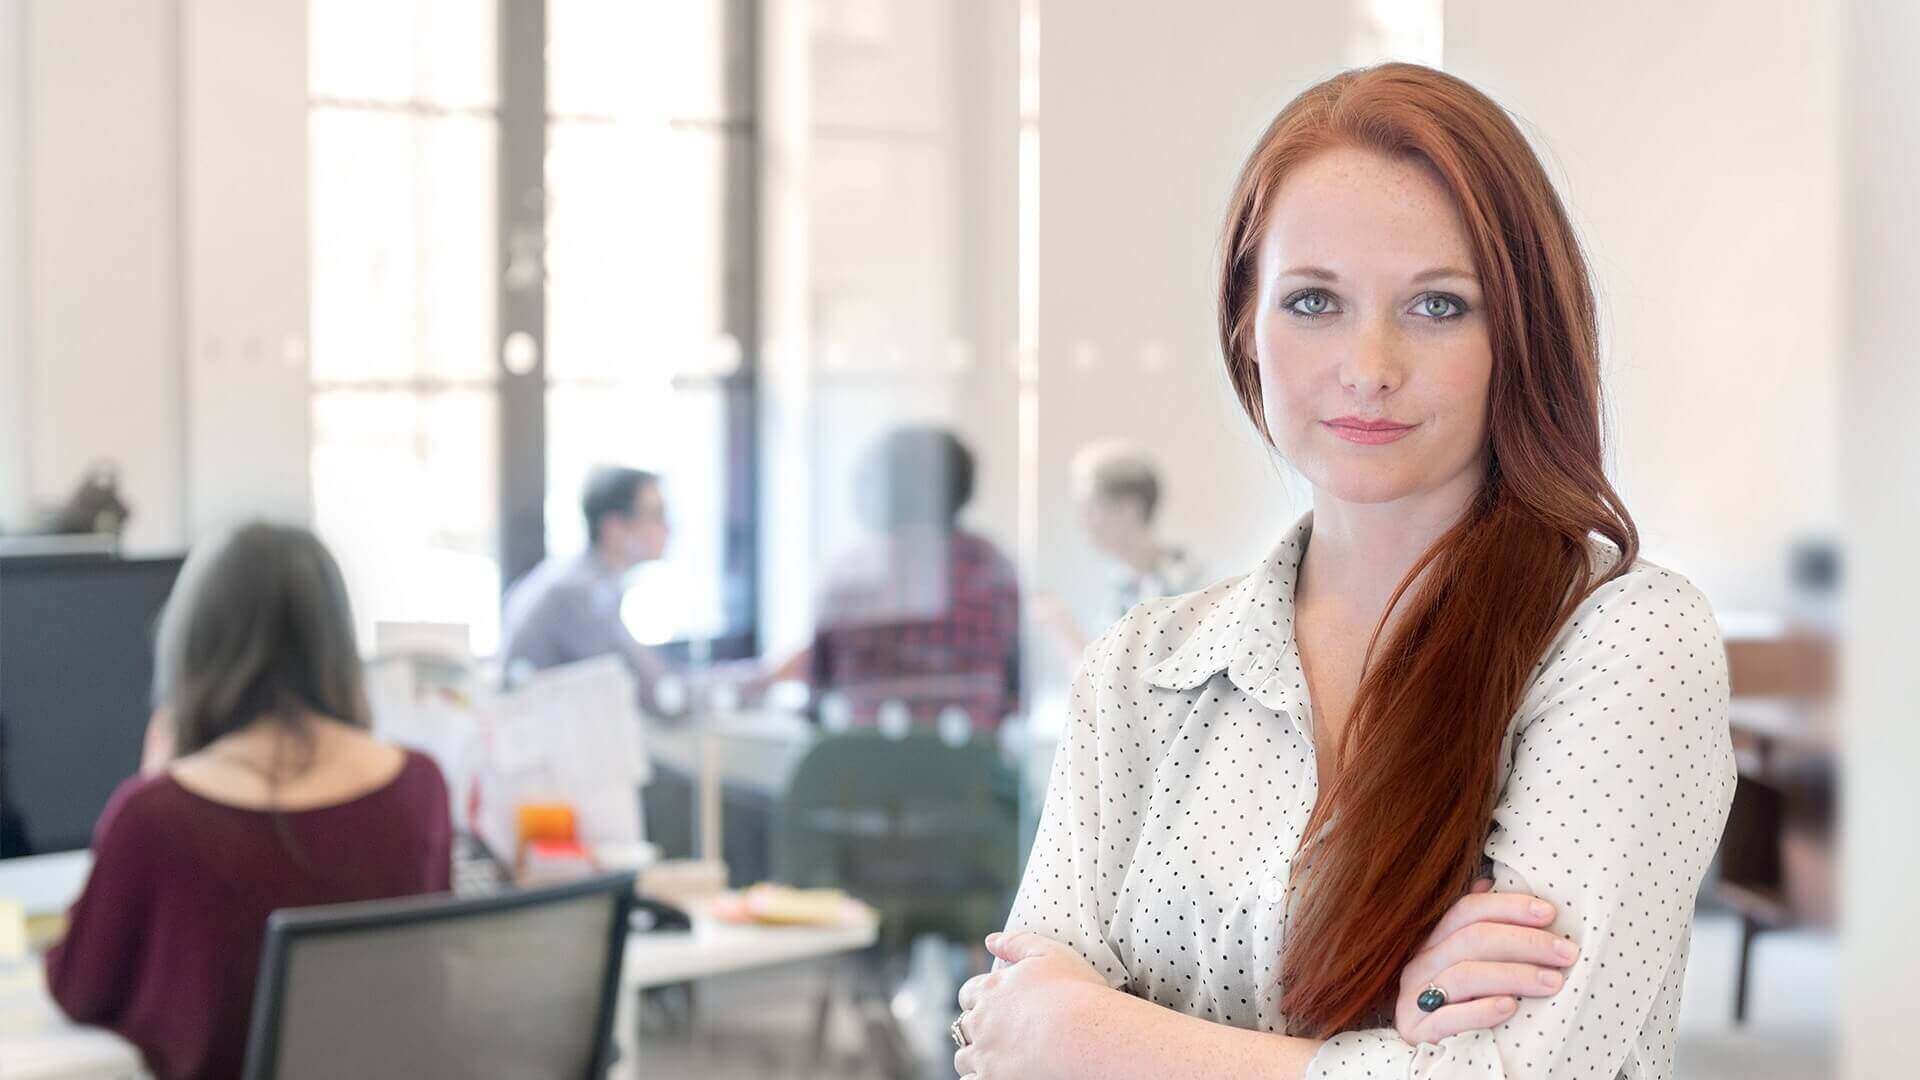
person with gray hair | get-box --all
[44,522,452,1079]
[1038,441,1209,660]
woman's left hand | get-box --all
[954,931,1111,1079]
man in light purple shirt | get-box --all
[501,467,767,877]
[500,466,671,711]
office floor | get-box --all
[634,911,1837,1079]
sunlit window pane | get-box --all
[309,0,746,659]
[418,119,499,379]
[545,124,727,380]
[312,390,501,655]
[310,109,497,382]
[548,0,735,122]
[310,109,415,381]
[310,0,498,109]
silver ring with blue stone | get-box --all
[1416,984,1448,1012]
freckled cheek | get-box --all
[1428,349,1495,433]
[1411,358,1495,467]
[1253,331,1335,425]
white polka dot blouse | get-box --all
[1003,510,1737,1078]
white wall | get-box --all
[1032,1,1367,642]
[0,0,308,552]
[180,0,310,538]
[25,0,186,552]
[1445,0,1841,612]
[1840,0,1920,1074]
[0,0,29,532]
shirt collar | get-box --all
[573,550,631,594]
[1145,510,1315,735]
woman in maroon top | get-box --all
[44,523,453,1080]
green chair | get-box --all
[773,730,1021,1076]
[773,730,1021,953]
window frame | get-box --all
[308,0,761,662]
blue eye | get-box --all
[1414,293,1466,320]
[1286,290,1336,317]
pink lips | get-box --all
[1323,417,1416,445]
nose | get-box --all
[1337,318,1405,397]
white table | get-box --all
[0,963,146,1080]
[621,910,877,991]
[644,709,816,793]
[0,914,877,1080]
[0,721,874,1079]
[610,905,878,1078]
[0,853,149,1078]
[0,853,91,920]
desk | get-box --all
[1715,630,1837,1024]
[610,903,879,1079]
[644,709,816,796]
[0,880,874,1080]
[643,711,815,868]
[0,853,147,1079]
[1,730,877,1079]
[0,852,92,921]
[0,962,146,1079]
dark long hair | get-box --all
[154,522,369,756]
[1216,63,1638,1036]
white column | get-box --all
[26,0,186,551]
[180,0,311,537]
[0,0,29,531]
[1840,1,1920,1075]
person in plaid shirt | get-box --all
[808,428,1021,732]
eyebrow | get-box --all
[1412,266,1478,284]
[1276,265,1479,285]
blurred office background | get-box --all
[1,1,1914,1077]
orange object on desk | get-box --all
[516,801,578,845]
[514,801,584,880]
[521,837,598,884]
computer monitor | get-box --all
[0,553,184,857]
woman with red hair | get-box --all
[953,63,1735,1079]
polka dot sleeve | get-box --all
[1306,566,1738,1078]
[1001,629,1136,990]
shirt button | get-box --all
[1260,878,1284,904]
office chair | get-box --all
[773,731,1020,1076]
[242,872,634,1080]
[774,731,1020,951]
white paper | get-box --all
[471,655,651,857]
[364,657,483,828]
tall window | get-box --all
[308,1,756,658]
[308,0,502,654]
[543,0,757,652]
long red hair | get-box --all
[1216,63,1639,1036]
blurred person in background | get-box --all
[47,523,451,1080]
[1034,439,1210,662]
[500,466,720,866]
[781,426,1022,732]
[500,465,673,712]
[953,63,1735,1079]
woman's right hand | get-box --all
[1393,877,1579,1046]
